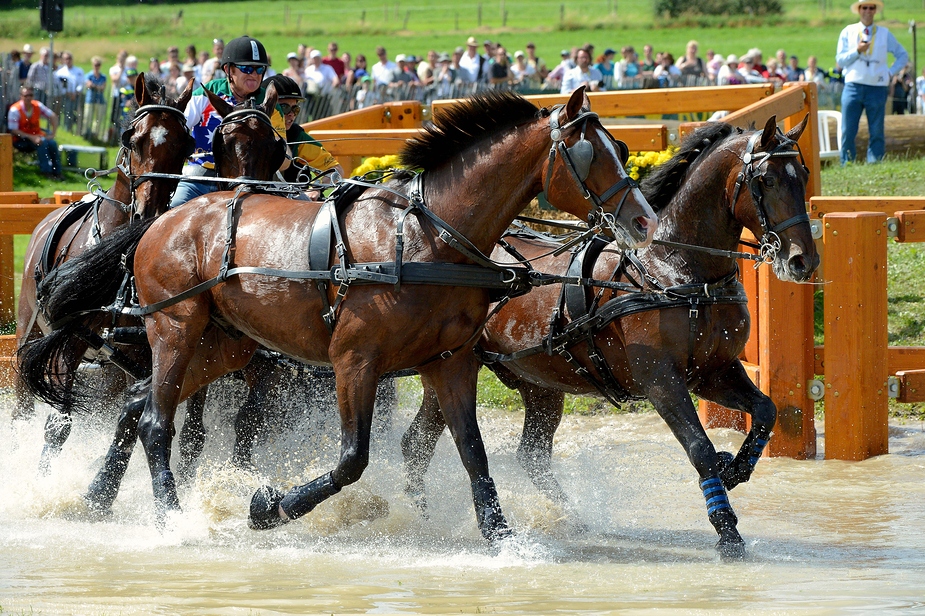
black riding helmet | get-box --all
[262,74,305,100]
[221,35,269,68]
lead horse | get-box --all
[402,116,818,556]
[15,74,195,472]
[29,87,656,540]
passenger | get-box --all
[262,74,343,185]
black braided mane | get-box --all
[400,89,541,171]
[640,122,738,213]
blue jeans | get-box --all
[169,171,220,208]
[840,82,889,164]
[14,136,61,175]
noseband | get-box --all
[543,105,638,244]
[730,130,809,263]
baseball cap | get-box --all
[309,49,322,59]
[560,49,570,56]
[23,44,34,54]
[395,53,407,62]
[287,52,299,60]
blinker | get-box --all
[568,138,594,182]
[121,128,134,149]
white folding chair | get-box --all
[817,109,843,162]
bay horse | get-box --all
[401,116,818,557]
[17,83,285,475]
[14,73,195,472]
[29,87,657,540]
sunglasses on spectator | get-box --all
[279,103,301,116]
[859,5,877,9]
[233,64,267,75]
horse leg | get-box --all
[232,353,279,470]
[423,352,511,542]
[693,360,776,491]
[38,404,72,475]
[644,376,745,559]
[400,385,446,512]
[176,386,209,482]
[250,357,381,531]
[516,384,580,508]
[84,376,151,513]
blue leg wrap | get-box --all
[748,436,769,469]
[700,476,732,516]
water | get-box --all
[2,380,924,614]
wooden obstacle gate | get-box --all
[1,83,922,461]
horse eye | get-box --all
[763,176,776,188]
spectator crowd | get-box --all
[3,34,922,152]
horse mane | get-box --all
[640,121,738,212]
[400,90,541,171]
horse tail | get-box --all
[17,219,157,409]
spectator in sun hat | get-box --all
[837,0,908,164]
[169,35,286,208]
[283,52,304,89]
[459,36,484,83]
[176,61,197,93]
[18,43,34,80]
[717,54,745,85]
[510,50,537,87]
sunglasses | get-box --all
[859,5,877,9]
[279,103,301,116]
[234,64,267,75]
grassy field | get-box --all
[2,0,923,77]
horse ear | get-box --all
[175,76,195,111]
[760,115,777,150]
[204,87,234,119]
[563,85,587,123]
[785,113,810,142]
[261,82,279,118]
[135,71,153,107]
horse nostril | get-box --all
[788,255,808,279]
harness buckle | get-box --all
[440,350,453,360]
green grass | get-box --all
[2,0,923,77]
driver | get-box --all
[169,35,286,207]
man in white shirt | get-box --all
[560,48,602,95]
[836,0,908,163]
[458,37,483,83]
[201,38,226,83]
[371,46,398,86]
[54,51,85,131]
[304,48,339,94]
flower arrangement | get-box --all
[625,146,678,183]
[350,155,403,177]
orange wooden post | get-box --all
[0,134,13,192]
[697,239,758,432]
[822,212,889,460]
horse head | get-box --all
[540,86,657,249]
[205,84,286,182]
[120,72,196,218]
[729,115,819,283]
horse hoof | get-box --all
[487,524,515,545]
[716,537,747,560]
[249,485,288,530]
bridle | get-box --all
[543,104,638,248]
[730,130,809,263]
[211,100,279,181]
[87,103,192,218]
